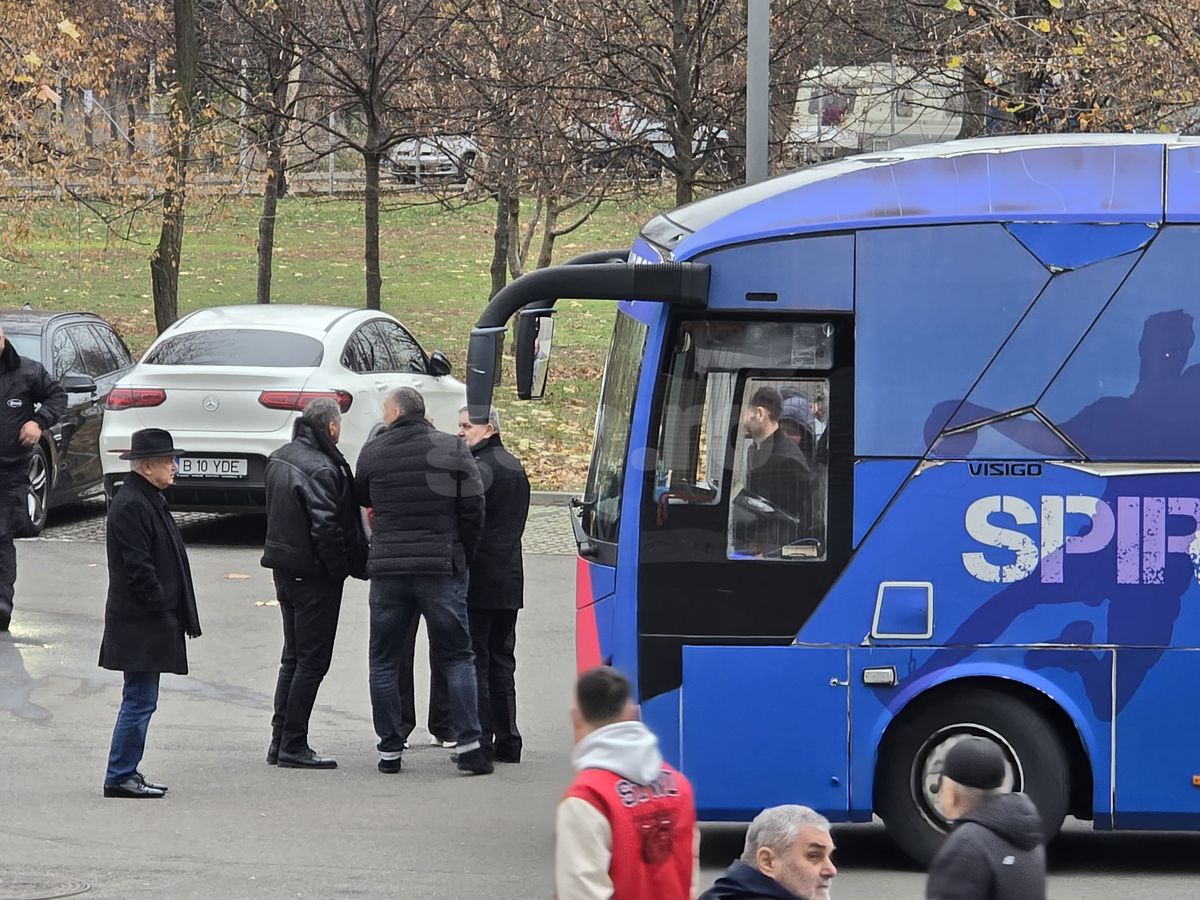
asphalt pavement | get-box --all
[2,506,1200,898]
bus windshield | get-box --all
[582,311,648,543]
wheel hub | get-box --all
[914,725,1021,830]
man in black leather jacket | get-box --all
[0,329,66,632]
[261,397,367,769]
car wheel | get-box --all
[875,688,1070,866]
[20,443,51,537]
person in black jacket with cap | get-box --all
[99,429,200,798]
[457,404,530,763]
[926,736,1048,900]
[261,397,368,770]
[0,326,66,632]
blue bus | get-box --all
[467,134,1200,862]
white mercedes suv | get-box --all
[99,304,466,511]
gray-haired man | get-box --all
[356,387,490,776]
[261,398,368,769]
[701,805,837,899]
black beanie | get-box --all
[942,737,1006,790]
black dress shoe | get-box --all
[134,771,168,792]
[276,748,337,769]
[266,742,279,766]
[455,747,494,776]
[493,750,521,764]
[103,777,165,798]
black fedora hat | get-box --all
[119,428,187,461]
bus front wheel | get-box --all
[875,688,1070,866]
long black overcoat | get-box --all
[467,435,530,610]
[99,472,200,674]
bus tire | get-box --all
[875,687,1070,866]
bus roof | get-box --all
[642,134,1200,260]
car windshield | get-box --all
[143,329,324,367]
[4,332,40,363]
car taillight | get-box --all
[258,390,353,413]
[105,388,167,410]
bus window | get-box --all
[583,311,649,544]
[653,320,832,513]
[729,378,829,561]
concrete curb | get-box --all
[530,490,576,507]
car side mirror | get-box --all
[429,350,452,377]
[62,374,97,394]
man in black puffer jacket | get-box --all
[0,328,66,632]
[261,397,368,770]
[355,387,490,776]
[926,737,1047,900]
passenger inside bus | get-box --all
[731,385,817,558]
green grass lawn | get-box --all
[0,191,671,489]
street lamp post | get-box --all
[746,0,770,184]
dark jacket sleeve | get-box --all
[30,364,67,430]
[454,441,485,564]
[925,830,992,900]
[306,466,350,582]
[353,451,372,508]
[112,501,169,611]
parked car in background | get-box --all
[99,304,466,512]
[387,135,482,184]
[0,309,134,533]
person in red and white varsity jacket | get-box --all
[555,666,699,900]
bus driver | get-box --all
[733,385,815,557]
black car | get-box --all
[0,310,134,534]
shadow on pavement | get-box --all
[175,513,266,546]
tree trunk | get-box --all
[150,0,198,334]
[364,148,382,309]
[490,184,511,299]
[670,0,696,206]
[126,87,136,160]
[256,132,285,304]
[505,191,523,280]
[536,198,560,270]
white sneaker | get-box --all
[428,734,456,749]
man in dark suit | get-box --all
[99,429,201,798]
[457,405,530,763]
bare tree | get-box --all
[148,0,201,332]
[205,0,305,303]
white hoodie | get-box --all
[554,721,699,899]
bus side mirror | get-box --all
[467,326,506,421]
[515,308,555,400]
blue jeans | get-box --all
[105,672,160,784]
[368,573,481,755]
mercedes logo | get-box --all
[202,395,220,411]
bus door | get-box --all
[638,316,854,807]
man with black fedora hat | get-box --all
[926,736,1047,900]
[99,428,201,799]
